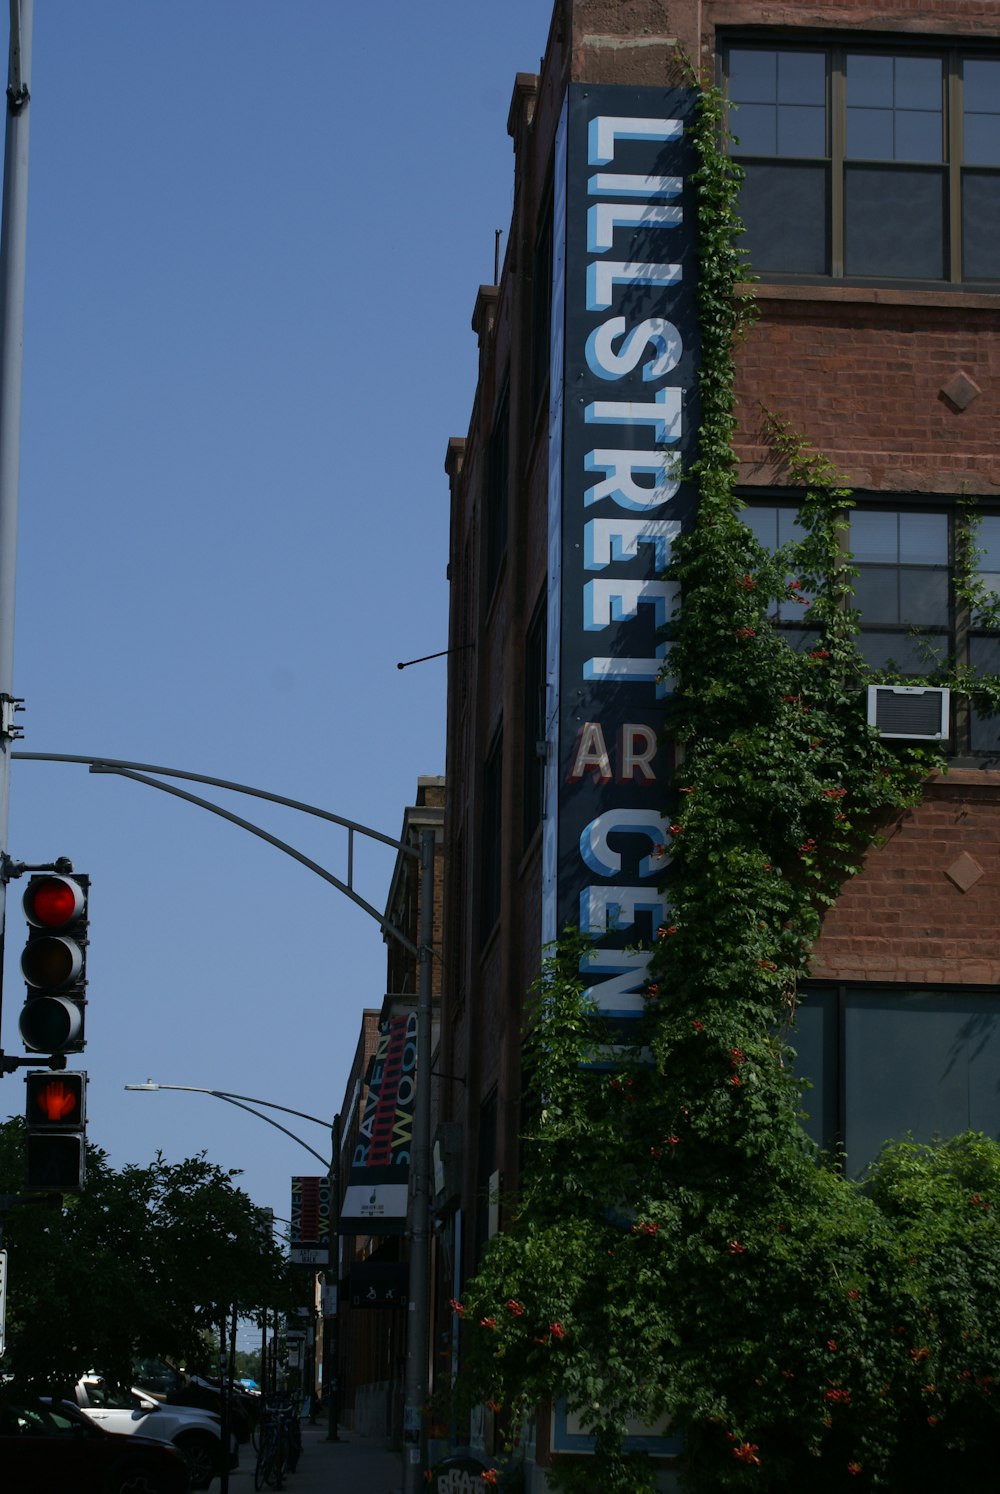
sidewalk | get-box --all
[225,1422,403,1494]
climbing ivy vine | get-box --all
[453,81,1000,1493]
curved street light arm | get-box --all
[124,1083,331,1170]
[92,765,420,957]
[12,751,417,857]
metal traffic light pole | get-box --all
[20,753,438,1476]
[0,0,32,1047]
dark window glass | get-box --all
[746,498,1000,751]
[738,163,829,274]
[844,166,947,279]
[743,504,813,620]
[963,172,1000,279]
[970,633,1000,752]
[480,730,503,935]
[475,1088,498,1263]
[523,603,546,846]
[531,189,553,415]
[850,509,949,669]
[794,987,1000,1177]
[483,383,509,599]
[727,43,1000,285]
[846,54,942,162]
[964,60,1000,164]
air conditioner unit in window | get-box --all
[866,684,950,741]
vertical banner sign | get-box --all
[340,1010,417,1234]
[290,1176,330,1265]
[543,84,700,1037]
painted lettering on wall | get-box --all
[543,85,699,1035]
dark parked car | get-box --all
[0,1395,191,1494]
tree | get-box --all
[0,1117,296,1393]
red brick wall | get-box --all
[734,295,1000,496]
[812,773,1000,984]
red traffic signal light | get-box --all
[25,1071,86,1129]
[24,1070,86,1192]
[19,873,89,1054]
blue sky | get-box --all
[1,1,551,1235]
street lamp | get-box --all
[17,755,436,1493]
[125,1080,342,1443]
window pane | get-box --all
[963,171,1000,279]
[777,51,826,106]
[847,107,894,160]
[899,512,947,564]
[731,102,777,155]
[743,506,779,549]
[895,110,942,162]
[899,567,949,625]
[847,56,942,163]
[854,567,899,624]
[729,49,777,105]
[858,630,948,672]
[739,163,828,273]
[970,634,1000,753]
[895,55,942,113]
[776,627,821,651]
[851,511,898,563]
[776,509,806,546]
[964,115,1000,167]
[847,54,893,109]
[963,59,1000,116]
[843,990,1000,1177]
[845,166,946,279]
[777,105,825,158]
[977,516,1000,574]
[731,50,826,158]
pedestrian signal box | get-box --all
[19,873,89,1054]
[24,1070,87,1192]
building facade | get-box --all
[439,0,1000,1477]
[333,776,445,1438]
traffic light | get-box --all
[19,873,90,1054]
[24,1070,86,1192]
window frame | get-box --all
[721,35,1000,288]
[742,492,1000,758]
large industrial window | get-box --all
[522,600,546,848]
[793,985,1000,1176]
[722,42,1000,284]
[483,380,509,601]
[480,728,503,936]
[742,499,1000,754]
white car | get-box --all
[74,1375,239,1489]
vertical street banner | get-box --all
[290,1176,330,1265]
[340,1010,417,1234]
[542,83,700,1037]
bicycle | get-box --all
[252,1400,301,1489]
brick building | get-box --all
[332,777,444,1438]
[438,0,1000,1477]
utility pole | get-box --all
[0,0,32,1034]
